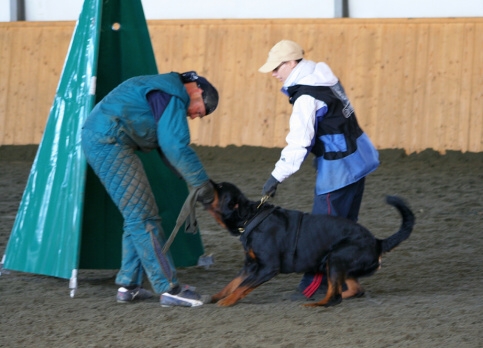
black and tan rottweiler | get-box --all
[204,181,415,307]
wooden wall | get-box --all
[1,18,482,153]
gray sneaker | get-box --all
[116,287,153,303]
[160,285,205,307]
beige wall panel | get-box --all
[407,23,429,154]
[444,22,470,153]
[1,19,482,154]
[458,23,475,153]
[0,25,11,145]
[437,23,461,153]
[399,23,418,153]
[468,24,483,153]
[0,22,71,145]
[359,24,383,148]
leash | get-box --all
[239,195,273,234]
[257,194,270,209]
[150,186,202,287]
[162,187,200,254]
[164,193,270,249]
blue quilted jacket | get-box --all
[83,72,209,187]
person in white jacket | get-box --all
[259,40,379,300]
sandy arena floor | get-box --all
[1,145,482,347]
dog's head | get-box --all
[204,181,255,236]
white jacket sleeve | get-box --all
[271,95,319,183]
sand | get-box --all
[1,145,482,347]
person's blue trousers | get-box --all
[299,177,366,294]
[81,128,178,294]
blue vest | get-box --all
[287,82,379,194]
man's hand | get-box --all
[196,181,215,204]
[262,175,279,197]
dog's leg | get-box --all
[304,280,342,307]
[214,265,278,306]
[211,273,247,303]
[342,278,365,299]
[305,262,343,307]
[216,285,257,307]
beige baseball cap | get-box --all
[258,40,304,73]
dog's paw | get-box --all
[201,294,213,304]
[210,296,220,304]
[216,298,238,307]
[303,295,342,308]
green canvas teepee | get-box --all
[4,0,204,294]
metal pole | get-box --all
[334,0,350,18]
[342,0,349,17]
[9,0,25,21]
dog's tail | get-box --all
[379,196,415,253]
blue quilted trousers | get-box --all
[81,128,178,294]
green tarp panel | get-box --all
[4,0,204,284]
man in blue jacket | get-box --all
[259,40,380,300]
[81,71,218,307]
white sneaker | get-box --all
[116,287,153,303]
[160,285,204,307]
